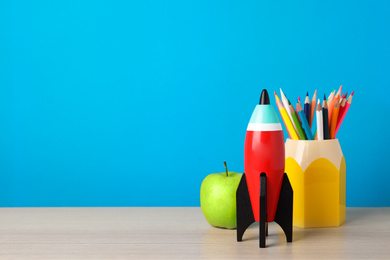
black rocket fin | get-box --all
[236,174,255,242]
[274,173,293,243]
[259,172,267,248]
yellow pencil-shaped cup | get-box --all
[285,139,346,228]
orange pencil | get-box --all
[335,91,354,137]
[335,85,342,99]
[309,90,317,128]
[328,86,341,121]
[330,101,340,139]
[328,95,339,125]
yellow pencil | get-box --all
[274,92,300,140]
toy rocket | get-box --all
[236,89,293,248]
[244,89,285,223]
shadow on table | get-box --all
[202,209,384,249]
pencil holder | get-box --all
[285,139,346,228]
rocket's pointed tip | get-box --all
[259,89,270,105]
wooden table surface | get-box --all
[0,207,389,259]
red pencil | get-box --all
[335,91,354,137]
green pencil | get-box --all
[289,104,307,140]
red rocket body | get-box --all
[244,92,285,222]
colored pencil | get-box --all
[328,96,339,125]
[296,96,302,123]
[304,92,310,125]
[274,92,300,140]
[322,95,330,139]
[338,92,351,121]
[309,90,317,128]
[339,95,347,113]
[297,103,314,140]
[335,91,354,137]
[330,101,340,139]
[280,88,297,132]
[337,97,347,129]
[328,90,335,102]
[327,88,337,118]
[335,85,342,99]
[316,100,323,140]
[274,87,353,141]
[295,100,302,123]
[290,104,307,140]
[339,92,345,105]
[339,92,348,105]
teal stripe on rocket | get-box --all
[249,105,281,124]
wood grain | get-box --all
[0,207,389,259]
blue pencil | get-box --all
[297,103,314,140]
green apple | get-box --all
[200,161,242,229]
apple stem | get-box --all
[223,161,228,177]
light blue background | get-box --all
[1,1,389,207]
